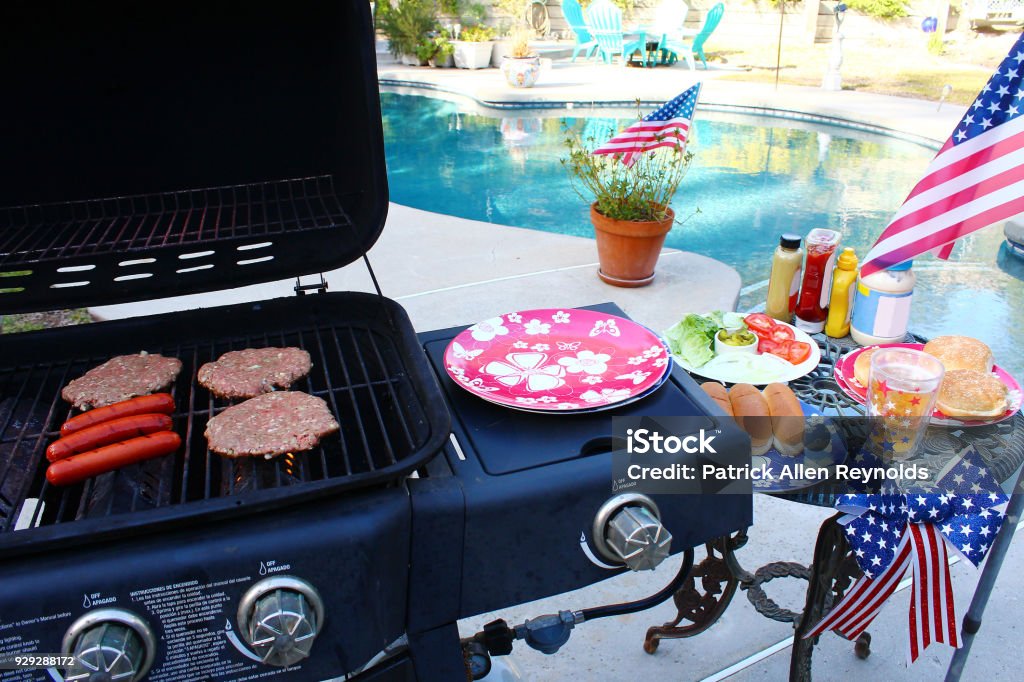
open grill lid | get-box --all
[0,1,387,314]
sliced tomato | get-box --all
[786,340,812,365]
[770,325,796,343]
[758,338,782,356]
[745,313,776,336]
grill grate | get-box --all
[0,294,447,554]
[0,176,349,266]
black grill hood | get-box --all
[0,0,387,313]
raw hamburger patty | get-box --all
[205,391,340,458]
[62,352,182,410]
[198,347,312,399]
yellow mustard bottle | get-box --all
[824,248,858,338]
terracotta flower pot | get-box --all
[590,203,675,287]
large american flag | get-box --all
[592,83,701,167]
[861,33,1024,277]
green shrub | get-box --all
[459,24,496,41]
[927,33,945,55]
[844,0,907,20]
[377,0,441,58]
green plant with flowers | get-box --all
[561,127,695,223]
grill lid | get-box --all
[0,1,387,313]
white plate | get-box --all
[670,314,821,385]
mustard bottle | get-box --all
[824,248,859,338]
[765,234,803,323]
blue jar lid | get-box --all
[886,259,913,271]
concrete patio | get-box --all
[90,55,1017,681]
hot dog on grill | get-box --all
[46,431,182,486]
[60,393,175,437]
[47,413,173,462]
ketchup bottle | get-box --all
[794,229,841,333]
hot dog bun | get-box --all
[700,382,733,417]
[923,336,994,373]
[763,383,804,456]
[728,383,771,456]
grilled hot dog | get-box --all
[47,413,173,462]
[46,431,181,487]
[60,393,175,437]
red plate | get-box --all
[834,342,1023,426]
[444,309,670,412]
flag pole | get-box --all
[944,464,1024,681]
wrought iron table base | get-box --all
[644,516,865,681]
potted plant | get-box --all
[451,24,496,69]
[501,27,540,87]
[427,35,455,66]
[376,0,439,65]
[562,130,694,287]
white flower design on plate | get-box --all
[531,343,550,352]
[523,319,552,335]
[556,341,581,351]
[580,388,632,404]
[506,312,523,323]
[556,403,579,410]
[627,355,645,366]
[537,396,558,403]
[558,350,611,375]
[469,317,509,342]
[588,319,621,337]
[515,397,538,405]
[653,357,669,368]
[552,310,571,324]
[447,366,498,392]
[616,370,652,386]
[450,341,482,361]
[581,375,603,385]
[483,352,566,392]
[643,345,665,359]
[512,341,529,349]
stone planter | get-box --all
[590,203,675,287]
[451,40,494,69]
[501,55,541,88]
[429,52,455,67]
[491,39,513,67]
[400,52,421,66]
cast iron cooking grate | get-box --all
[0,300,438,554]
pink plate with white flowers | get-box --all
[444,308,672,413]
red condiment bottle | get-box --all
[794,229,841,333]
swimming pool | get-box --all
[381,91,1024,379]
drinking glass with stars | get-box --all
[867,348,945,459]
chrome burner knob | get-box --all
[592,493,673,571]
[62,608,156,682]
[237,576,324,668]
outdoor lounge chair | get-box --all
[651,0,690,50]
[586,0,648,66]
[562,0,599,62]
[661,2,724,70]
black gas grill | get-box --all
[0,3,751,681]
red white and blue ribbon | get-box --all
[804,446,1007,663]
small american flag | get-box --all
[592,84,701,167]
[861,33,1024,277]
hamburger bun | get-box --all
[936,369,1008,419]
[853,347,877,388]
[728,383,772,456]
[763,383,804,456]
[923,336,994,373]
[700,382,733,417]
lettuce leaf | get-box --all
[665,314,718,368]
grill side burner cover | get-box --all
[0,1,389,312]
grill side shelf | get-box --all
[0,292,450,557]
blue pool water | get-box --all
[381,91,1024,379]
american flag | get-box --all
[805,446,1008,662]
[592,84,701,167]
[861,33,1024,276]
